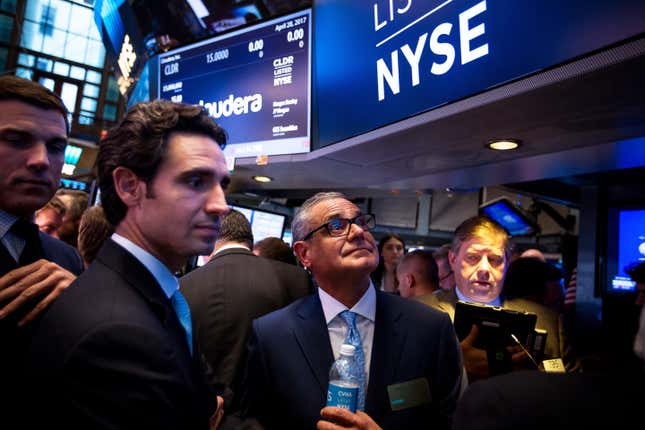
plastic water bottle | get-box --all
[326,344,361,412]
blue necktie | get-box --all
[171,290,193,356]
[339,310,366,410]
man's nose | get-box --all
[26,143,51,171]
[346,221,365,240]
[477,257,492,279]
[205,185,229,215]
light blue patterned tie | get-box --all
[339,310,366,410]
[171,290,193,356]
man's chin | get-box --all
[2,196,50,217]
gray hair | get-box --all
[291,191,347,242]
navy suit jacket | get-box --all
[239,290,463,430]
[0,229,83,421]
[24,239,215,429]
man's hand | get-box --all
[460,324,490,381]
[209,395,224,430]
[0,259,76,326]
[317,407,382,430]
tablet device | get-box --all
[453,301,538,349]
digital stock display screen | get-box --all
[157,8,311,159]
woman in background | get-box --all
[371,233,406,294]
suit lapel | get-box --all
[0,242,17,277]
[293,293,334,393]
[366,292,407,419]
[95,240,188,356]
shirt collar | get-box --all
[213,243,251,256]
[318,280,376,325]
[111,233,178,299]
[0,209,18,240]
[455,285,502,307]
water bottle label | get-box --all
[326,382,358,412]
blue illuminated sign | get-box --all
[314,0,645,148]
[157,9,312,158]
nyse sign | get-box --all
[375,1,488,101]
[314,0,645,148]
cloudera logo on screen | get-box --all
[199,94,263,118]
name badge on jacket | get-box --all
[387,377,431,411]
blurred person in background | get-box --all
[54,188,89,248]
[396,250,440,300]
[34,195,66,237]
[182,210,311,394]
[433,243,455,292]
[253,236,297,265]
[503,257,578,371]
[77,204,113,268]
[370,233,405,293]
[520,248,546,262]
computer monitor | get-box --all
[605,207,645,294]
[230,205,286,244]
[157,8,312,159]
[479,197,539,237]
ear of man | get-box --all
[448,249,457,272]
[406,273,415,289]
[293,241,310,270]
[112,166,146,207]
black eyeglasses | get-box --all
[302,213,376,241]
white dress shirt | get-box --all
[318,282,376,385]
[455,285,502,307]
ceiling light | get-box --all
[252,175,273,183]
[487,139,521,151]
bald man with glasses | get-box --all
[238,192,463,430]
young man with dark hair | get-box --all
[25,100,230,428]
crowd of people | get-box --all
[1,75,644,429]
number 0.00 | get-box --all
[287,28,304,42]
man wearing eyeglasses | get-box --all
[433,244,456,292]
[238,192,463,430]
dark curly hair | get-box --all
[98,100,227,226]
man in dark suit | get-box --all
[423,216,579,379]
[24,100,231,428]
[0,76,84,419]
[239,192,463,430]
[181,209,312,389]
[453,261,645,430]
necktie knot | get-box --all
[171,290,193,356]
[340,310,357,328]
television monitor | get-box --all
[230,205,286,244]
[605,207,645,294]
[157,8,312,159]
[479,197,539,237]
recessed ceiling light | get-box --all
[252,175,273,183]
[487,139,521,151]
